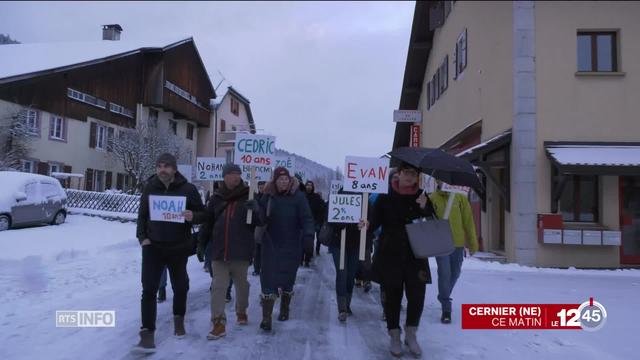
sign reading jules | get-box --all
[327,194,362,224]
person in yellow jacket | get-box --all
[429,179,478,324]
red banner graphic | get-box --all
[462,304,582,330]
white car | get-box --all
[0,171,67,231]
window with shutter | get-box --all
[49,116,65,141]
[427,81,431,110]
[107,127,115,152]
[453,45,458,80]
[456,28,468,76]
[90,122,97,148]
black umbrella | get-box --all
[388,147,483,194]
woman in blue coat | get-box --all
[258,167,315,331]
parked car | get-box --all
[0,171,67,231]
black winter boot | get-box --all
[337,296,348,322]
[441,311,452,324]
[278,291,293,321]
[346,293,353,316]
[260,295,275,331]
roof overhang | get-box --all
[392,1,433,152]
[458,129,512,162]
[545,141,640,176]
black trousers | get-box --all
[382,260,426,330]
[253,243,262,273]
[141,242,190,331]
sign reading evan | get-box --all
[343,156,390,194]
[234,134,276,167]
[328,194,362,223]
[149,195,186,223]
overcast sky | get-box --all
[0,1,414,170]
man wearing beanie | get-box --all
[256,167,314,332]
[198,163,263,340]
[134,153,206,353]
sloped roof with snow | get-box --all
[0,37,193,84]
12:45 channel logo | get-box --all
[556,298,607,331]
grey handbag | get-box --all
[405,219,455,258]
[404,191,456,259]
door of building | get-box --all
[620,176,640,264]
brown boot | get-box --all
[206,317,226,340]
[173,315,185,337]
[237,312,248,325]
[133,328,155,353]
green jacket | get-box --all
[429,191,478,253]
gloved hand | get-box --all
[245,199,260,211]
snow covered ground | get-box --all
[0,215,638,360]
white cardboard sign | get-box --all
[328,194,362,224]
[234,134,276,168]
[149,195,186,223]
[242,165,272,182]
[195,157,226,181]
[330,180,343,194]
[275,156,296,172]
[441,183,470,195]
[343,156,390,194]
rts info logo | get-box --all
[56,310,116,328]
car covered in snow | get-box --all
[0,171,67,231]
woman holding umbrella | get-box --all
[364,161,435,358]
[388,146,482,328]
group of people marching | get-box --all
[134,153,478,358]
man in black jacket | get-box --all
[198,163,263,340]
[134,153,206,353]
[303,181,326,265]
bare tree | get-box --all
[108,124,186,192]
[0,108,33,170]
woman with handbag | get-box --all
[365,162,435,358]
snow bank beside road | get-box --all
[0,215,136,261]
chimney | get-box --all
[102,24,123,41]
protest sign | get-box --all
[195,157,226,181]
[343,156,390,194]
[327,194,362,224]
[234,134,276,167]
[149,195,186,223]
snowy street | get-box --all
[0,215,639,360]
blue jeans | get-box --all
[435,247,464,312]
[330,247,359,298]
